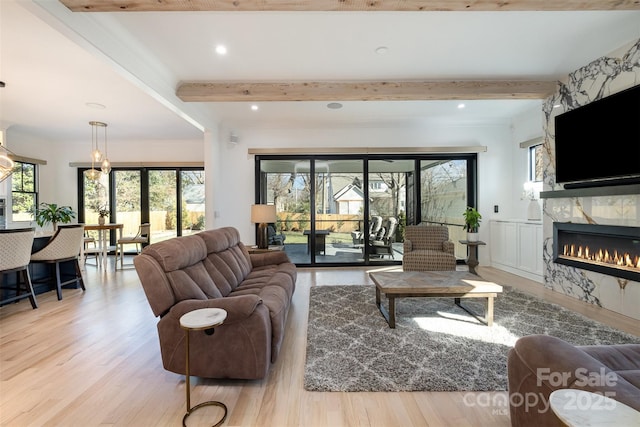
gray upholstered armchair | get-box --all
[402,225,456,271]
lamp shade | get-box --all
[251,204,276,224]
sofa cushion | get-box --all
[242,265,296,299]
[199,227,253,295]
[136,234,224,312]
[166,263,223,301]
[143,234,207,272]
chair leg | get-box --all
[119,243,124,269]
[15,271,22,297]
[74,260,86,291]
[22,269,38,309]
[54,262,63,300]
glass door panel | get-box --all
[367,159,412,263]
[83,173,109,224]
[83,173,110,244]
[149,170,177,242]
[181,170,205,236]
[314,159,364,264]
[261,159,311,264]
[114,170,141,244]
[420,159,468,259]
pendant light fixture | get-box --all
[100,123,111,175]
[0,143,16,183]
[85,121,108,180]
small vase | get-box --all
[98,216,105,225]
[467,232,479,242]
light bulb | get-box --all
[92,149,103,162]
[84,169,101,181]
[101,158,111,174]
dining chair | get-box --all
[0,227,38,309]
[83,230,99,265]
[115,223,150,269]
[30,224,85,300]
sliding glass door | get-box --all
[257,154,476,267]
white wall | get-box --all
[509,104,545,220]
[216,121,536,263]
[6,113,542,266]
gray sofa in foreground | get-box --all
[134,227,296,380]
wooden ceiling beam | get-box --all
[176,80,557,102]
[60,0,640,12]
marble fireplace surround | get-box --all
[540,39,640,321]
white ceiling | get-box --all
[1,0,640,143]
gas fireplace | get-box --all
[553,223,640,281]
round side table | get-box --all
[459,240,486,275]
[549,389,640,426]
[179,308,228,427]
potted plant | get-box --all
[97,207,109,225]
[35,202,76,231]
[463,206,482,242]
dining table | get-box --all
[83,223,124,270]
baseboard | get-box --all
[490,263,543,283]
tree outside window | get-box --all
[11,161,37,222]
[529,144,544,182]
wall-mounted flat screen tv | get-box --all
[554,84,640,188]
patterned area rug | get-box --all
[304,285,638,392]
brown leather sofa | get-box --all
[507,334,640,426]
[133,227,296,380]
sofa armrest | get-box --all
[508,335,640,427]
[167,294,264,325]
[442,240,455,254]
[250,250,292,267]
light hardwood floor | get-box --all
[1,260,638,426]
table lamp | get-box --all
[251,204,276,249]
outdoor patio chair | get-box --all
[351,215,383,246]
[268,224,286,245]
[370,217,398,259]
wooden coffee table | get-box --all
[369,270,503,328]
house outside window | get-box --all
[11,161,37,222]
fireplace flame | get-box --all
[562,244,640,271]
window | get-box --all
[11,161,37,222]
[79,166,204,244]
[529,144,544,182]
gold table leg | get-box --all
[182,329,228,427]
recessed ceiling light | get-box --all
[553,104,562,108]
[251,105,259,111]
[327,102,343,109]
[457,103,466,109]
[215,45,227,55]
[86,102,106,109]
[375,46,389,55]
